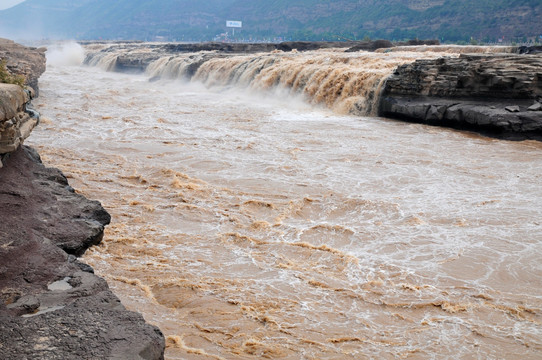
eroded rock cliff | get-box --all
[380,54,542,139]
[0,38,44,161]
[0,38,46,95]
[0,84,39,162]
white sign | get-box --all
[226,21,242,28]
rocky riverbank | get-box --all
[0,39,165,359]
[380,53,542,140]
[0,146,164,359]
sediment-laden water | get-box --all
[29,44,542,359]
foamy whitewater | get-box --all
[29,43,542,359]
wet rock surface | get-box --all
[380,54,542,139]
[0,146,165,359]
[380,97,542,139]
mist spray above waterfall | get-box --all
[46,42,85,67]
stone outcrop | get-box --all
[380,54,542,139]
[345,40,394,52]
[0,38,46,95]
[1,38,45,160]
[0,84,39,161]
[0,146,165,360]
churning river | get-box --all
[29,43,542,359]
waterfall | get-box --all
[83,43,457,116]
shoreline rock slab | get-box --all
[0,146,165,360]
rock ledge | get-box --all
[380,54,542,139]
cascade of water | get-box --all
[84,44,456,116]
[84,49,122,71]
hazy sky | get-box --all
[0,0,25,10]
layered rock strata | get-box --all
[0,84,39,162]
[0,38,46,95]
[380,54,542,139]
[0,146,165,359]
[1,38,45,161]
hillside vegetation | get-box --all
[0,0,541,42]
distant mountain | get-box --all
[1,0,541,43]
[0,0,25,11]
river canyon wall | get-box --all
[0,39,165,359]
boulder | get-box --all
[505,105,520,113]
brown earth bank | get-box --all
[1,39,165,359]
[380,53,542,140]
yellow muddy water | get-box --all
[29,46,542,359]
